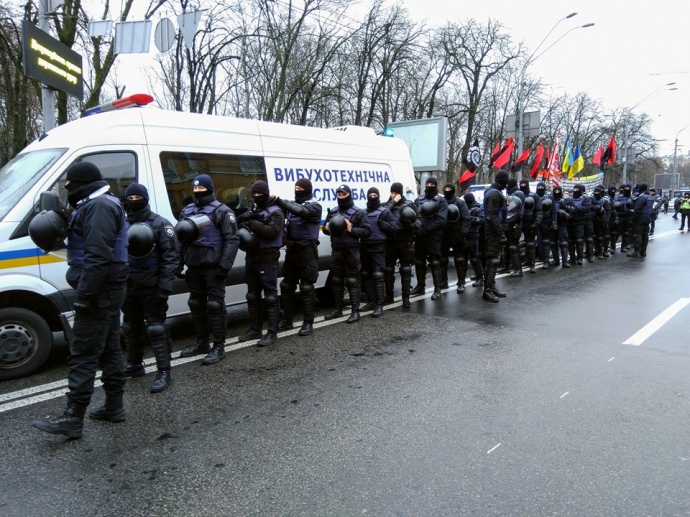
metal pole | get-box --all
[38,0,56,132]
[622,115,629,184]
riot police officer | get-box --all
[361,187,396,317]
[504,179,524,277]
[177,174,239,365]
[614,184,635,252]
[629,183,654,258]
[535,181,554,269]
[121,183,178,393]
[441,183,471,292]
[482,171,509,302]
[237,180,285,346]
[518,179,543,273]
[591,185,612,259]
[323,185,372,323]
[562,183,592,265]
[461,193,485,290]
[648,188,661,235]
[551,186,570,268]
[412,177,448,300]
[607,186,619,253]
[384,182,421,308]
[33,162,128,438]
[275,178,322,337]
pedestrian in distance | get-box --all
[323,184,372,323]
[176,174,239,365]
[121,183,178,393]
[673,195,681,220]
[236,180,285,346]
[275,178,322,337]
[33,162,129,439]
[679,193,690,231]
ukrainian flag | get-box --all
[569,145,584,178]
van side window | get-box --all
[159,151,267,219]
[54,152,137,205]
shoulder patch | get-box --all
[229,214,236,224]
[164,225,174,237]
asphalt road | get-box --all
[2,213,690,516]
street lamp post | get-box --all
[516,14,594,179]
[674,126,687,192]
[621,82,677,184]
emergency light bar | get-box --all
[84,94,154,116]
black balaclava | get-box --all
[424,177,439,199]
[519,180,530,195]
[507,178,518,195]
[494,171,509,190]
[621,183,632,198]
[251,180,270,209]
[536,181,546,198]
[572,183,585,199]
[593,187,603,200]
[607,186,617,199]
[64,161,107,208]
[463,193,476,206]
[192,174,215,204]
[295,178,313,204]
[552,186,563,200]
[443,183,455,202]
[367,187,381,210]
[124,183,149,214]
[337,185,354,210]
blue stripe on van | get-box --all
[0,248,40,260]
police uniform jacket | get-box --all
[242,198,286,263]
[385,197,421,242]
[275,196,322,250]
[179,193,239,270]
[127,205,178,292]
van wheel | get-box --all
[0,308,52,381]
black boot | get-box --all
[345,276,361,323]
[482,289,499,302]
[299,283,315,336]
[410,261,426,295]
[124,361,145,377]
[509,245,523,277]
[201,345,225,365]
[239,293,263,340]
[278,287,295,330]
[586,238,594,262]
[440,259,449,289]
[34,401,86,438]
[400,265,412,308]
[88,395,125,423]
[560,244,570,268]
[179,340,210,358]
[526,243,537,273]
[576,241,584,265]
[277,317,294,331]
[150,370,171,393]
[470,258,484,287]
[325,276,344,320]
[258,294,280,346]
[360,273,376,311]
[258,332,278,346]
[430,260,443,300]
[372,272,385,317]
[455,257,467,294]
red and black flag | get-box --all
[491,137,514,170]
[459,139,482,192]
[592,145,603,166]
[602,135,616,165]
[511,147,531,174]
[528,142,544,179]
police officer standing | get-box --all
[384,182,421,308]
[441,183,471,292]
[614,184,635,252]
[551,185,571,268]
[518,179,543,273]
[237,180,285,346]
[323,185,372,323]
[360,187,396,316]
[121,183,178,393]
[412,177,448,300]
[535,181,554,269]
[628,183,654,258]
[275,178,322,337]
[33,162,128,439]
[177,174,239,365]
[591,185,612,260]
[562,183,591,266]
[461,192,485,290]
[482,171,509,302]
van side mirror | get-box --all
[38,191,63,213]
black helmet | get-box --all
[328,215,347,237]
[400,205,417,224]
[174,218,198,246]
[420,201,437,218]
[541,198,553,213]
[446,204,459,222]
[523,196,535,211]
[238,226,258,251]
[127,223,155,258]
[506,195,522,223]
[29,209,68,253]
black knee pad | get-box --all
[414,258,426,268]
[489,258,501,267]
[526,242,535,250]
[280,280,294,293]
[372,270,384,281]
[453,256,464,268]
[207,298,224,314]
[508,245,518,254]
[345,276,358,289]
[121,321,133,335]
[264,293,279,307]
[384,266,395,277]
[360,270,370,281]
[430,259,441,269]
[246,292,260,304]
[299,282,314,295]
[332,275,343,287]
[145,323,167,341]
[576,239,584,246]
[400,266,412,276]
[188,296,204,313]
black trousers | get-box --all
[67,286,127,407]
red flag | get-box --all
[602,135,616,165]
[511,148,531,174]
[459,170,476,192]
[592,145,603,166]
[529,142,544,178]
[489,141,501,166]
[540,147,550,180]
[492,137,514,170]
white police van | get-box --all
[0,95,417,380]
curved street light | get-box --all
[621,82,677,184]
[516,14,595,179]
[673,126,687,192]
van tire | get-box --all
[0,308,52,381]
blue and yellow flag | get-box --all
[569,144,584,178]
[561,139,573,174]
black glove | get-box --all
[216,267,229,280]
[238,211,254,223]
[175,266,186,279]
[73,295,96,315]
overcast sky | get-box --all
[401,0,689,156]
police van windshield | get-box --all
[0,149,65,221]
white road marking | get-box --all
[608,357,615,362]
[487,443,502,454]
[623,298,690,346]
[560,391,570,399]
